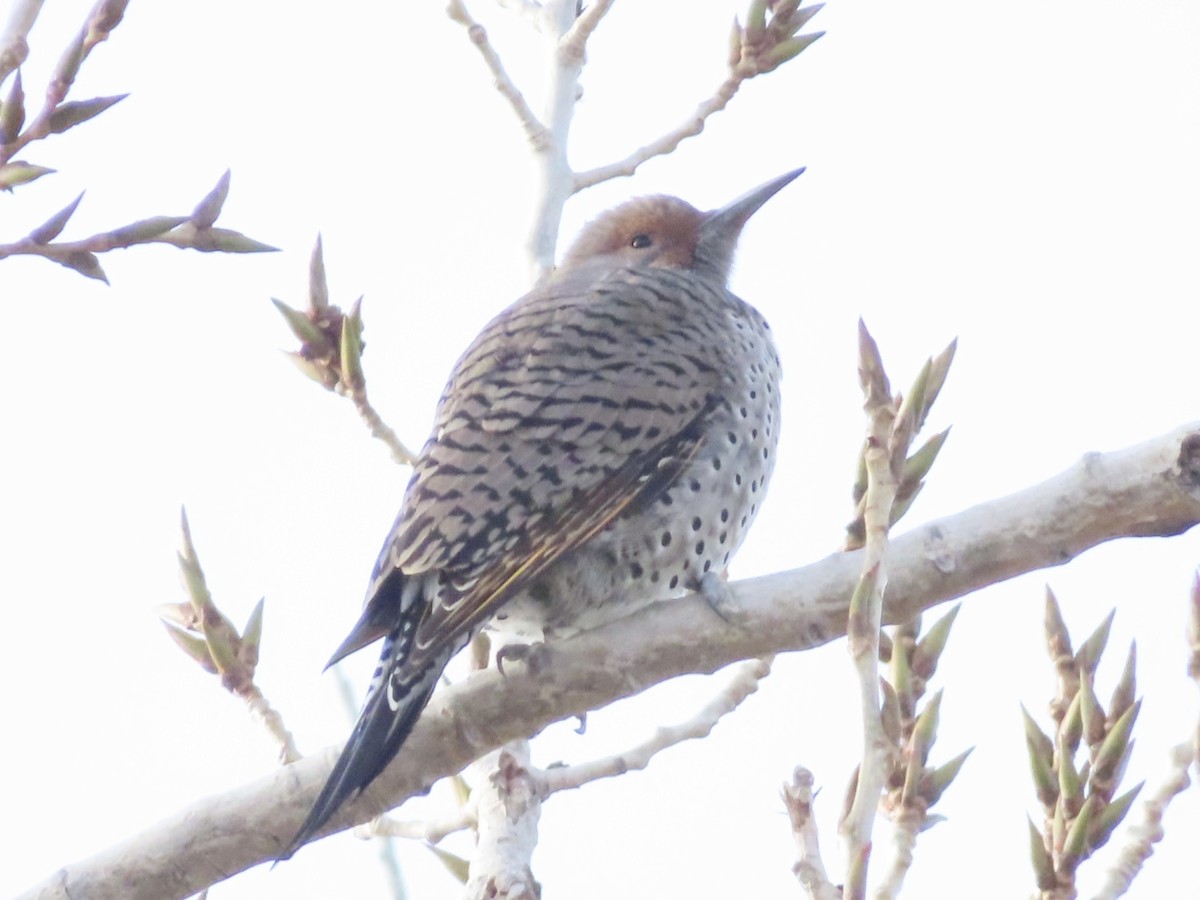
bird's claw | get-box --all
[496,640,549,676]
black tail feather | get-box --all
[277,631,449,861]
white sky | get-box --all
[3,1,1199,898]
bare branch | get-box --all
[448,0,548,149]
[525,0,585,276]
[367,805,476,844]
[543,656,773,792]
[573,4,825,191]
[244,687,302,766]
[573,72,746,191]
[1091,740,1196,899]
[559,0,614,55]
[872,807,922,900]
[1,0,129,164]
[465,743,542,900]
[784,767,840,900]
[0,0,44,86]
[839,322,899,899]
[17,422,1200,900]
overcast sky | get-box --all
[4,2,1199,898]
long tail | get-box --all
[277,622,451,861]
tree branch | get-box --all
[18,421,1200,900]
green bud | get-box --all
[109,216,189,244]
[1022,705,1057,808]
[339,298,365,391]
[0,70,26,144]
[28,193,84,244]
[1043,586,1073,661]
[1028,816,1056,890]
[205,227,279,253]
[912,603,960,680]
[1092,699,1141,784]
[60,250,107,283]
[271,297,331,350]
[1075,609,1115,676]
[191,169,231,229]
[1057,732,1082,810]
[161,622,218,674]
[745,0,768,37]
[1061,688,1082,755]
[1060,794,1097,870]
[285,351,338,390]
[902,428,950,489]
[1108,641,1137,725]
[924,338,957,415]
[241,597,265,669]
[922,746,973,806]
[1078,675,1105,749]
[880,678,902,745]
[309,235,330,310]
[1089,781,1144,849]
[46,93,127,134]
[0,160,55,190]
[427,844,470,884]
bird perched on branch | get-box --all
[279,167,804,860]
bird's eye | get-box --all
[630,234,653,249]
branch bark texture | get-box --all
[19,422,1200,900]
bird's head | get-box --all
[560,167,805,281]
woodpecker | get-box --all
[279,168,803,860]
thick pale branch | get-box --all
[19,422,1200,900]
[465,742,541,900]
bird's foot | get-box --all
[698,570,742,625]
[496,640,549,677]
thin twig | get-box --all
[574,72,746,190]
[447,0,548,149]
[559,0,614,57]
[871,807,922,900]
[543,656,773,792]
[244,686,302,765]
[345,384,419,466]
[0,0,44,86]
[840,323,901,900]
[1091,741,1196,899]
[784,767,840,900]
[366,805,476,844]
[1,0,128,164]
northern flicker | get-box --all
[279,168,803,860]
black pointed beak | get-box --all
[705,167,806,235]
[695,167,805,276]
